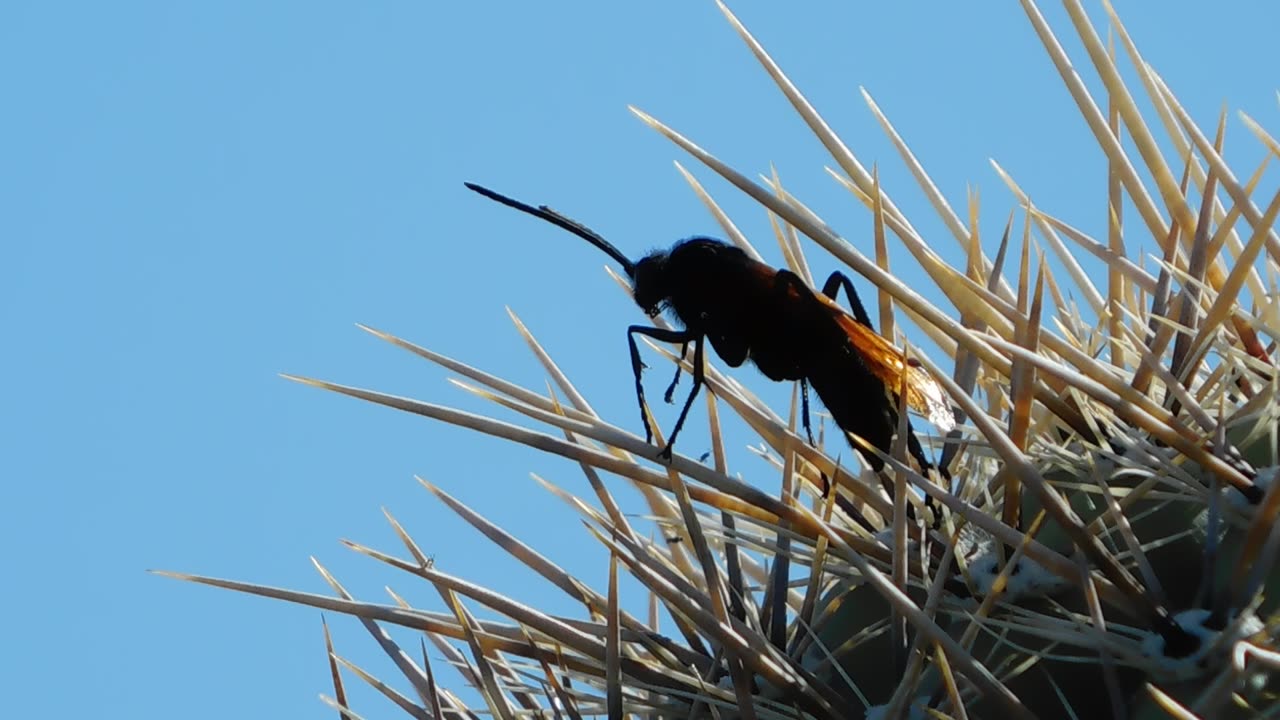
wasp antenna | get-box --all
[464,182,637,277]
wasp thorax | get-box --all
[632,252,671,317]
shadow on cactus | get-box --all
[157,1,1280,717]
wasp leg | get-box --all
[820,273,948,485]
[767,270,820,446]
[627,325,701,456]
[663,341,689,404]
[820,271,874,328]
[800,377,816,446]
[661,335,705,459]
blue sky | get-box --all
[4,1,1277,717]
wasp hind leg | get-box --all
[822,271,947,477]
[820,271,875,328]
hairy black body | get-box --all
[637,238,908,467]
[465,183,936,475]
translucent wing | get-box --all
[821,295,956,432]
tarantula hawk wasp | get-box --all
[465,182,952,478]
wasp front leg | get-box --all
[627,326,702,458]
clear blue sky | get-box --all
[4,1,1276,717]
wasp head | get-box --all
[632,251,671,318]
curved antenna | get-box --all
[464,182,636,277]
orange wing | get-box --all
[816,293,956,432]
